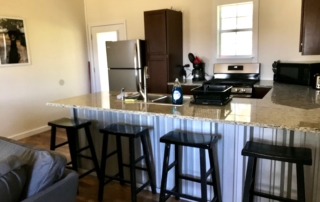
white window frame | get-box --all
[217,0,259,60]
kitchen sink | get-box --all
[125,93,191,106]
[126,93,167,101]
[152,95,191,105]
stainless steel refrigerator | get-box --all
[106,39,145,92]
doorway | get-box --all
[89,22,126,92]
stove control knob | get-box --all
[234,88,239,92]
[241,89,246,93]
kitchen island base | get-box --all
[72,108,320,202]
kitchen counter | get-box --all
[168,79,274,87]
[47,81,320,133]
[47,81,320,201]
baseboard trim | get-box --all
[9,125,51,140]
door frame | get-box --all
[87,21,127,92]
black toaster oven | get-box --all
[272,60,320,86]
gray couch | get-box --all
[0,136,78,202]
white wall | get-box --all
[85,0,320,80]
[0,0,89,139]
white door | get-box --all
[89,23,126,92]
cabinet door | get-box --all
[300,0,320,55]
[144,10,167,55]
[147,55,168,94]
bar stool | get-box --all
[98,123,156,202]
[48,117,100,179]
[159,131,222,202]
[242,141,312,202]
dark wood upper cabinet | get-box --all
[144,9,183,94]
[300,0,320,55]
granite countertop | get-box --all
[47,81,320,134]
[168,79,274,88]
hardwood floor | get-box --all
[19,129,186,202]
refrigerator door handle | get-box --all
[134,42,141,92]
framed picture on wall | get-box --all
[0,17,30,66]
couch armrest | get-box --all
[21,169,79,202]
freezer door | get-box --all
[108,69,139,92]
[106,39,143,69]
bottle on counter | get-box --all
[172,78,183,104]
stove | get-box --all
[205,63,260,98]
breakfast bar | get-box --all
[47,81,320,202]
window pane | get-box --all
[218,2,254,57]
[236,31,252,55]
[221,18,236,30]
[221,5,236,18]
[237,16,252,29]
[237,3,253,17]
[221,32,236,55]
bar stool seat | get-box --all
[98,123,156,202]
[48,117,100,179]
[242,141,312,202]
[159,131,222,202]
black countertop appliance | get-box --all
[188,53,206,81]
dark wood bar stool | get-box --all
[98,123,156,202]
[159,131,222,202]
[48,117,100,179]
[242,141,312,202]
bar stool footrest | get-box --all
[103,174,130,185]
[164,189,205,201]
[105,150,118,159]
[136,180,151,194]
[102,173,120,185]
[179,174,214,186]
[122,163,148,171]
[54,141,68,148]
[79,168,96,178]
[77,145,90,153]
[77,154,94,160]
[167,161,177,171]
[252,191,298,202]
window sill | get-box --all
[216,56,254,59]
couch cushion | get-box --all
[0,155,28,202]
[0,136,67,199]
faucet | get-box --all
[121,88,125,101]
[139,66,148,102]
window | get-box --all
[217,1,258,59]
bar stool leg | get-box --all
[141,133,156,193]
[208,147,222,202]
[174,144,180,200]
[98,133,109,201]
[160,143,171,202]
[200,148,207,202]
[84,126,100,178]
[50,126,57,150]
[129,137,137,202]
[243,157,257,202]
[66,128,78,172]
[116,135,125,185]
[296,164,306,202]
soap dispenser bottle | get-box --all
[172,78,183,104]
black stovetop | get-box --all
[204,79,258,87]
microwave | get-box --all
[272,60,320,86]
